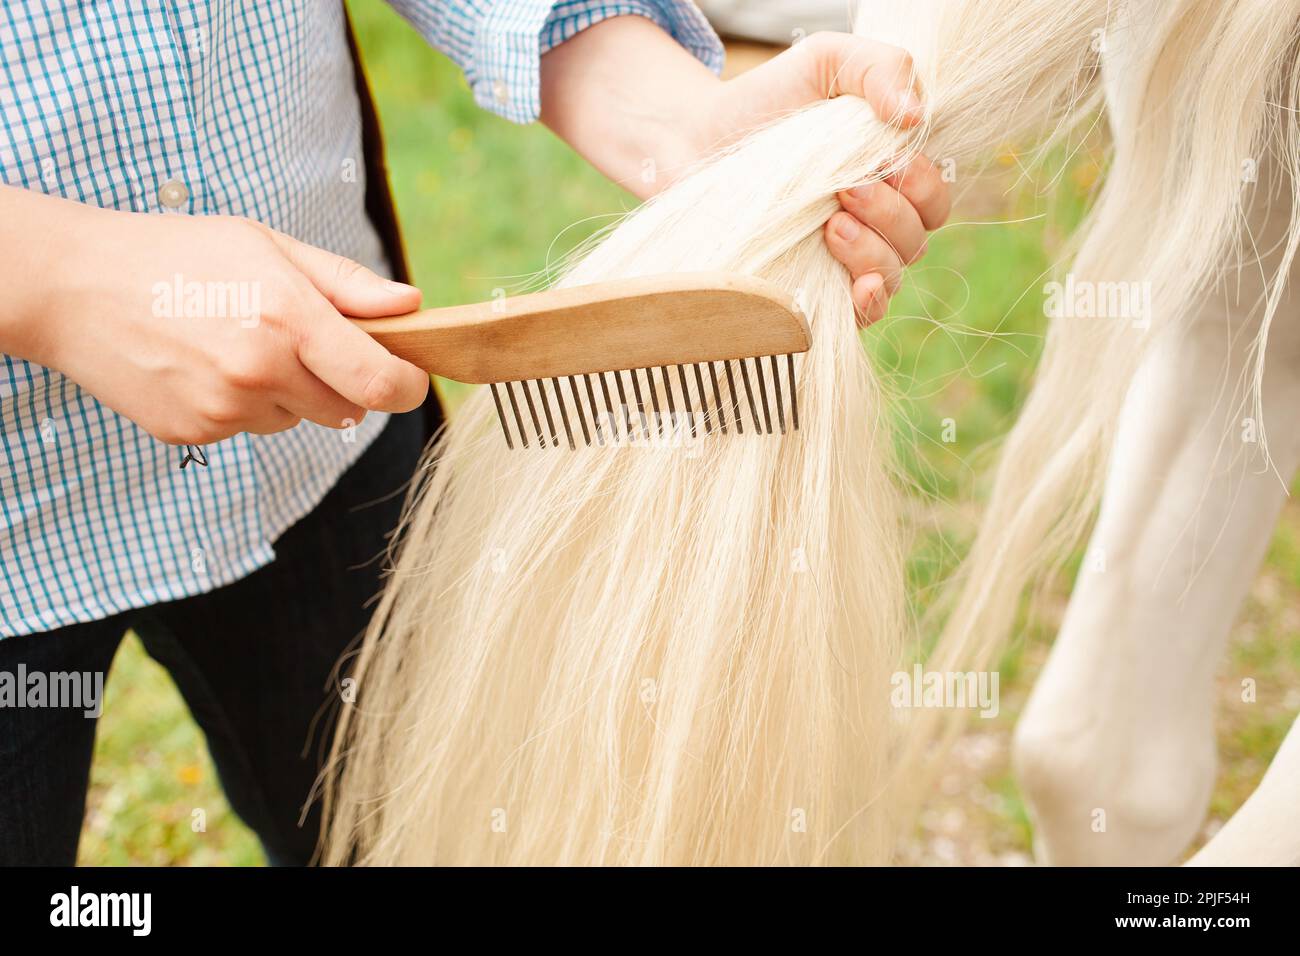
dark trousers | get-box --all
[0,411,425,865]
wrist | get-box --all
[648,74,726,190]
[540,15,723,199]
[0,187,100,366]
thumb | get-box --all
[296,303,431,414]
[261,229,429,412]
[268,230,423,318]
[799,33,925,126]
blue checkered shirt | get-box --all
[0,1,722,637]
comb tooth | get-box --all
[521,380,545,447]
[535,379,560,447]
[707,361,729,435]
[613,370,632,443]
[660,365,678,440]
[724,360,744,436]
[629,369,649,443]
[489,383,514,450]
[598,372,620,445]
[728,361,748,437]
[676,365,696,439]
[738,357,761,434]
[769,355,787,435]
[504,380,529,449]
[645,367,664,441]
[752,357,773,434]
[583,374,605,446]
[552,377,576,450]
[692,364,714,435]
[787,353,800,430]
[567,375,592,446]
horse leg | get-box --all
[1012,172,1300,865]
[1187,711,1300,866]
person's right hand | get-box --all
[4,187,429,446]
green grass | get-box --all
[79,2,1297,865]
[80,635,263,865]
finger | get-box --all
[244,406,304,436]
[272,365,368,429]
[837,181,928,265]
[824,211,905,294]
[885,153,952,230]
[852,273,889,327]
[804,33,924,126]
[295,302,430,413]
[267,230,422,318]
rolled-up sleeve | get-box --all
[386,1,724,124]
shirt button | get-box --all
[491,80,509,105]
[158,179,190,209]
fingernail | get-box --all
[835,215,860,241]
[853,274,873,303]
[850,184,873,201]
[384,280,417,296]
[869,273,891,302]
[894,90,923,120]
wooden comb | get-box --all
[352,272,810,449]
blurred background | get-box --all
[77,0,1299,865]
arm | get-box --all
[389,1,952,322]
[540,16,923,196]
[539,14,720,194]
[0,185,428,445]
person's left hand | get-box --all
[694,33,952,325]
[541,21,951,325]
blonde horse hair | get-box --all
[898,0,1300,806]
[322,0,1300,865]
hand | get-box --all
[826,154,951,326]
[3,187,429,445]
[540,20,951,326]
[692,33,952,326]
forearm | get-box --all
[539,15,721,198]
[0,185,86,361]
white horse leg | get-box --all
[1012,177,1300,865]
[1187,712,1300,866]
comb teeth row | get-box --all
[488,355,801,450]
